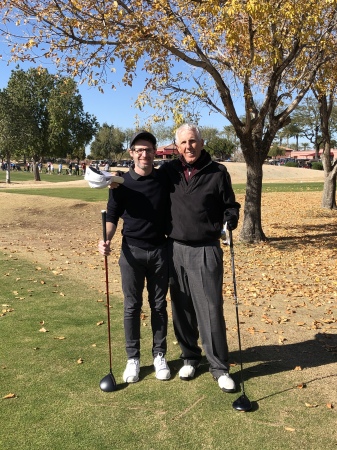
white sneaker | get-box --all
[123,358,140,383]
[179,364,197,380]
[217,373,236,393]
[153,353,171,380]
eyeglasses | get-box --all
[132,148,155,155]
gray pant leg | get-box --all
[119,243,168,359]
[170,241,229,377]
[169,240,202,365]
[145,246,169,357]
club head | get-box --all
[232,394,252,412]
[100,372,117,392]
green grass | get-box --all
[1,170,83,183]
[1,182,325,201]
[1,252,337,450]
[262,182,324,193]
[1,187,108,201]
[1,179,336,449]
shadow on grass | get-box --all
[231,332,337,401]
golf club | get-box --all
[228,229,252,412]
[99,210,117,392]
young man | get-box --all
[161,123,240,393]
[98,131,170,383]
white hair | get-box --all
[175,123,202,145]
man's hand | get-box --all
[98,239,111,256]
[109,171,123,189]
[109,181,121,189]
[224,210,239,231]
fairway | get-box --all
[0,170,336,450]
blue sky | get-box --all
[0,41,231,146]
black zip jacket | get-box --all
[161,151,240,244]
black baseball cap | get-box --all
[130,130,157,147]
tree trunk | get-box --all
[320,142,337,209]
[33,161,41,181]
[317,98,337,208]
[321,172,337,209]
[6,154,11,184]
[239,158,267,242]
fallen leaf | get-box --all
[294,366,302,371]
[54,336,66,340]
[297,383,306,389]
[39,327,48,332]
[305,403,318,408]
[284,427,295,432]
[96,321,104,326]
[77,358,84,364]
[3,393,16,399]
[327,403,334,409]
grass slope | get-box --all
[1,254,336,450]
[0,178,336,450]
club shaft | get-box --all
[102,210,112,372]
[229,230,246,395]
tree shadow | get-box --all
[268,222,336,250]
[230,332,337,396]
[137,333,336,406]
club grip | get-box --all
[101,210,107,242]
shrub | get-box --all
[311,162,324,170]
[284,162,298,167]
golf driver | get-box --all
[227,228,252,412]
[99,210,117,392]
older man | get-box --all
[162,123,240,393]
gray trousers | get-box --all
[168,239,229,378]
[119,242,168,359]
